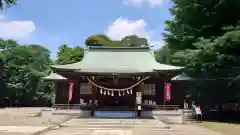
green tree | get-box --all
[0,58,4,107]
[121,35,149,47]
[0,0,17,10]
[0,39,53,106]
[163,0,240,106]
[154,45,172,64]
[85,34,116,47]
[56,44,84,64]
[164,0,240,73]
[85,34,149,47]
[164,0,240,51]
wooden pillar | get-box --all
[91,86,96,116]
[0,59,4,107]
[54,82,58,105]
[72,80,80,104]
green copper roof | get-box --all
[51,47,183,73]
[42,72,67,80]
[171,72,194,81]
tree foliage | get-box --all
[162,0,240,74]
[85,34,115,47]
[0,0,16,10]
[158,0,240,105]
[120,35,149,47]
[55,44,84,65]
[0,39,53,106]
[85,34,149,47]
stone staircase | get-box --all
[94,111,136,118]
[183,109,197,122]
[151,110,184,124]
[147,108,198,124]
[59,118,170,130]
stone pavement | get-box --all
[0,108,70,135]
[42,118,225,135]
[0,108,225,135]
[0,126,47,135]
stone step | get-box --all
[59,127,174,131]
[63,124,166,126]
[60,122,168,129]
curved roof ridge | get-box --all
[87,46,150,50]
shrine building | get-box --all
[43,46,184,117]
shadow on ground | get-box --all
[202,110,240,124]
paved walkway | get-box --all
[42,118,225,135]
[0,126,47,135]
[0,108,70,135]
[0,108,225,135]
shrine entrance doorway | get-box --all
[97,91,135,111]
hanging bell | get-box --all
[108,91,110,95]
[103,90,106,95]
[119,92,121,96]
[100,89,103,94]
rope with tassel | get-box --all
[85,76,150,92]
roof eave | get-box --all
[171,72,195,81]
[50,64,81,70]
[42,78,67,81]
[42,72,68,81]
[153,67,184,71]
[74,70,156,75]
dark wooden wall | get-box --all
[55,81,68,104]
[169,81,184,108]
[54,75,184,108]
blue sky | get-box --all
[0,0,172,58]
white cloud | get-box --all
[105,18,164,49]
[105,18,148,40]
[123,0,164,7]
[0,14,5,19]
[0,19,36,39]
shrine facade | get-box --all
[43,46,184,117]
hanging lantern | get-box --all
[130,89,132,94]
[119,91,121,96]
[122,92,125,96]
[127,90,129,94]
[108,90,110,95]
[100,89,103,94]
